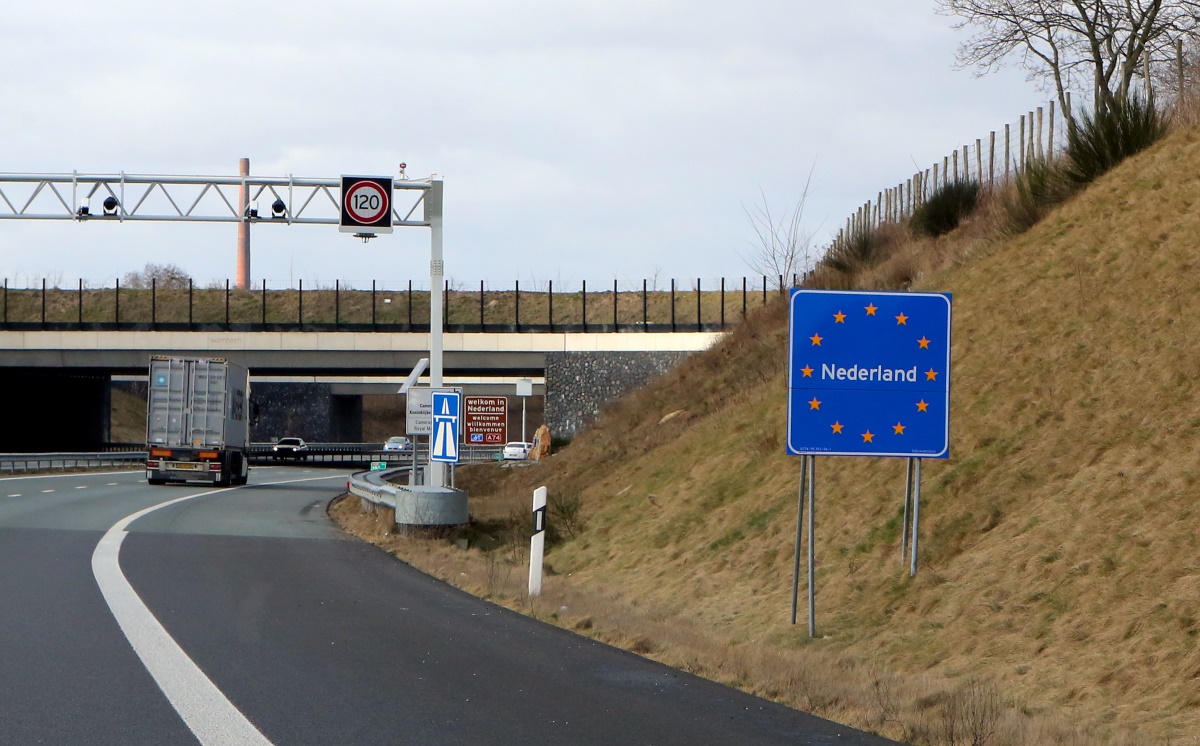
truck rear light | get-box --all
[210,463,222,471]
[146,460,160,468]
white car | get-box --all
[502,441,534,461]
[383,436,412,452]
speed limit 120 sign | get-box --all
[340,176,393,234]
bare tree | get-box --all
[937,0,1200,123]
[122,263,191,289]
[740,164,818,289]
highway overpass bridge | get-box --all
[0,328,723,451]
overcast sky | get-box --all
[0,1,1044,291]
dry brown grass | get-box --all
[328,126,1200,745]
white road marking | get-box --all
[6,494,19,497]
[92,473,349,745]
[75,486,87,489]
[41,489,54,493]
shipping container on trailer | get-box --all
[144,356,250,486]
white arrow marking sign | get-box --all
[431,390,460,464]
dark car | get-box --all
[272,437,308,460]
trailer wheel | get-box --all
[148,478,166,486]
[216,455,232,488]
[232,454,249,485]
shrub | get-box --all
[911,180,980,238]
[1064,96,1169,186]
[820,228,886,274]
[999,157,1075,235]
[548,491,587,539]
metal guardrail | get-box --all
[347,466,408,511]
[347,465,471,526]
[0,444,505,474]
[0,451,145,473]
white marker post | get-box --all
[529,486,548,597]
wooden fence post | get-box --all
[1032,106,1041,161]
[975,139,982,185]
[1026,111,1034,165]
[1004,123,1011,182]
[1178,38,1186,102]
[989,131,996,187]
[1018,115,1025,172]
[1048,102,1055,159]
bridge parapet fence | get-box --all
[0,276,799,334]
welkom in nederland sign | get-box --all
[786,289,951,635]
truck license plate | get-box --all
[170,462,200,471]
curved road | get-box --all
[0,467,896,745]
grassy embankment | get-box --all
[331,124,1200,744]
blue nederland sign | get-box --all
[787,289,951,458]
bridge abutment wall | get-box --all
[543,351,691,441]
[250,383,363,443]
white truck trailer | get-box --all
[145,356,250,486]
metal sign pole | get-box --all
[807,455,817,639]
[901,457,913,566]
[909,458,923,577]
[427,181,446,488]
[790,454,809,625]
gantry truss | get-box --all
[0,172,433,226]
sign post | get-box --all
[516,378,533,442]
[786,289,951,635]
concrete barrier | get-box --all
[347,467,468,526]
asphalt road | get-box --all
[0,466,898,745]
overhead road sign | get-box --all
[786,289,951,458]
[340,176,393,234]
[431,389,461,464]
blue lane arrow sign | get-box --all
[431,390,461,463]
[787,289,951,458]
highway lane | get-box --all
[0,467,897,745]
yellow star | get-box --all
[808,397,821,410]
[918,336,931,349]
[810,332,823,346]
[895,312,908,325]
[801,365,813,378]
[916,400,929,412]
[831,421,843,434]
[833,310,846,323]
[925,369,938,381]
[862,430,875,443]
[864,303,877,316]
[893,422,906,435]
